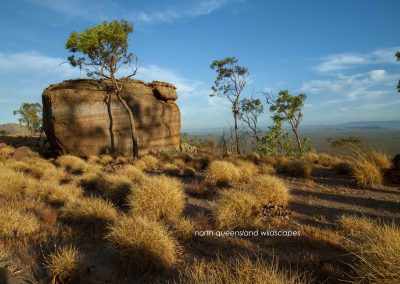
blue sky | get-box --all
[0,0,399,130]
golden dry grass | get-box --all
[341,145,384,188]
[56,155,88,174]
[163,163,181,176]
[46,246,82,283]
[0,163,28,200]
[338,215,374,237]
[246,175,289,206]
[106,215,180,273]
[0,207,40,238]
[134,155,160,171]
[26,179,83,206]
[370,150,391,170]
[0,145,15,160]
[278,159,313,178]
[236,160,258,182]
[213,189,259,229]
[60,197,118,227]
[178,255,312,284]
[9,157,68,181]
[116,165,147,183]
[259,163,276,175]
[169,217,195,241]
[349,223,400,284]
[128,175,185,222]
[205,160,241,186]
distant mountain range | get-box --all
[0,123,30,135]
[304,120,400,130]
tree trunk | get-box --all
[234,113,240,154]
[116,92,138,158]
[105,93,115,155]
[293,127,302,155]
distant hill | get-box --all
[0,123,30,135]
[303,120,400,130]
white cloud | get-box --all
[315,47,400,73]
[301,69,399,99]
[25,0,241,24]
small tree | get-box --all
[13,103,42,135]
[265,90,307,154]
[65,20,139,157]
[397,51,400,93]
[210,57,249,154]
[258,116,294,156]
[238,97,263,146]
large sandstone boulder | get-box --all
[42,79,180,157]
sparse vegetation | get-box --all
[247,175,289,206]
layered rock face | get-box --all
[42,79,180,157]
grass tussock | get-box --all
[56,155,88,174]
[60,197,118,228]
[259,163,276,175]
[178,255,312,284]
[214,189,259,229]
[370,150,391,170]
[0,145,15,160]
[46,246,82,283]
[116,165,147,183]
[134,155,160,171]
[205,160,241,186]
[169,217,195,241]
[236,160,258,182]
[106,216,179,273]
[340,145,384,188]
[128,175,185,222]
[338,215,374,237]
[0,163,28,200]
[247,175,289,206]
[163,163,181,176]
[0,207,40,238]
[348,223,400,284]
[278,159,313,178]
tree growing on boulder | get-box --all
[210,57,249,154]
[13,103,42,135]
[65,20,139,157]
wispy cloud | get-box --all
[301,69,398,99]
[315,47,400,73]
[25,0,242,24]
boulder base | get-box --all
[42,79,180,157]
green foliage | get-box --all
[210,57,249,154]
[13,103,42,134]
[239,97,264,144]
[65,19,136,79]
[329,136,363,148]
[0,130,8,136]
[265,90,308,154]
[258,118,295,156]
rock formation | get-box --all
[42,79,180,157]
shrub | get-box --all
[278,160,313,178]
[56,155,88,174]
[46,246,82,283]
[106,216,179,273]
[134,155,160,171]
[247,175,289,206]
[178,255,312,284]
[214,189,259,229]
[205,160,241,186]
[128,175,185,222]
[349,223,400,284]
[338,215,374,238]
[370,150,391,170]
[60,197,118,229]
[0,207,40,238]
